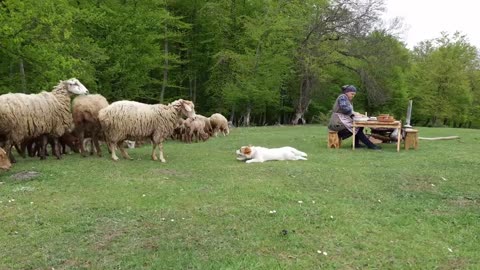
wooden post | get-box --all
[328,130,341,149]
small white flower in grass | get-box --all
[142,194,146,197]
[431,184,435,187]
[330,215,334,219]
[312,200,316,204]
[170,219,175,222]
[30,202,34,205]
[161,218,166,221]
[323,251,328,256]
[269,210,277,214]
[317,250,322,254]
[448,248,453,252]
[441,177,447,181]
[298,201,303,204]
[378,199,381,203]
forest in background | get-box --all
[1,0,479,128]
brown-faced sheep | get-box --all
[72,94,109,157]
[210,113,229,137]
[98,99,196,162]
[0,147,12,171]
[0,78,89,163]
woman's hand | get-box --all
[353,112,366,117]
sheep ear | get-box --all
[182,101,193,112]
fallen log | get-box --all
[419,136,459,141]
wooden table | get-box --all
[352,120,402,151]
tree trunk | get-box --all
[193,72,197,103]
[243,105,251,126]
[292,75,313,125]
[19,58,27,93]
[160,25,168,103]
[230,105,236,125]
[291,112,306,125]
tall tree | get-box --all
[409,32,477,126]
[0,0,99,92]
[290,0,386,124]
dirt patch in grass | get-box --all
[94,228,127,251]
[399,180,435,192]
[58,259,92,269]
[151,168,190,177]
[438,258,469,270]
[448,196,478,207]
[10,171,40,181]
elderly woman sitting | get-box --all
[328,85,381,150]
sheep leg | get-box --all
[24,140,35,157]
[117,141,132,160]
[39,135,48,160]
[78,131,87,157]
[93,136,102,157]
[52,137,62,159]
[61,140,67,155]
[151,144,158,161]
[90,139,95,155]
[4,141,16,163]
[158,142,166,163]
[15,143,26,158]
[108,142,119,161]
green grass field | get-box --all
[1,125,479,269]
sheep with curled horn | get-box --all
[98,99,196,162]
[0,78,89,163]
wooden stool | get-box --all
[328,130,341,149]
[404,128,419,150]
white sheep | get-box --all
[0,78,89,162]
[183,116,210,143]
[209,113,230,137]
[72,94,109,157]
[98,99,196,162]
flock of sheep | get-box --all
[0,78,229,172]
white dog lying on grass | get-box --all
[236,146,307,163]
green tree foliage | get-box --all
[409,32,478,127]
[206,0,301,124]
[1,0,479,128]
[351,30,410,117]
[0,0,101,92]
[71,0,190,102]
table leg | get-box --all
[397,127,401,152]
[352,128,356,150]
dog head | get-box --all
[236,145,255,161]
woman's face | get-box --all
[346,92,356,101]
